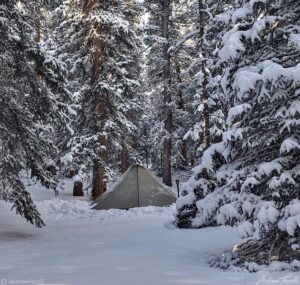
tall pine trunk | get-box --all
[80,1,107,200]
[162,0,172,186]
[175,61,188,167]
[91,23,107,200]
[92,155,107,200]
[198,0,210,150]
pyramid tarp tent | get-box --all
[92,164,176,210]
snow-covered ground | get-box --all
[0,176,299,285]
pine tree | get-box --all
[175,0,231,228]
[50,0,143,198]
[169,0,198,170]
[0,0,68,227]
[176,0,300,265]
[176,0,228,154]
[148,0,228,174]
[144,0,173,185]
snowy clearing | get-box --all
[0,185,299,285]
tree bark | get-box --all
[181,140,188,167]
[92,100,107,200]
[91,100,107,200]
[198,0,210,150]
[73,181,84,196]
[92,159,107,199]
[142,126,149,168]
[83,1,107,200]
[162,0,172,186]
[175,62,184,111]
[121,144,129,174]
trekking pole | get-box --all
[176,179,180,197]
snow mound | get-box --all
[36,199,176,222]
[36,199,93,220]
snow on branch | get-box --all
[168,29,199,54]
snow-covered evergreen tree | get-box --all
[169,0,199,170]
[184,0,228,151]
[49,0,143,198]
[176,0,300,265]
[144,0,229,174]
[175,0,232,228]
[143,0,175,184]
[144,0,198,174]
[0,0,68,227]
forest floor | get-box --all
[0,173,299,285]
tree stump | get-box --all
[73,181,84,196]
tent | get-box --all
[92,164,176,210]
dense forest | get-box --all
[1,0,300,271]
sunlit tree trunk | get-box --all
[198,0,210,150]
[80,0,107,200]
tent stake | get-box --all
[176,179,180,197]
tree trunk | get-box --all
[92,161,107,199]
[121,144,129,174]
[175,61,188,167]
[175,62,185,110]
[181,140,188,167]
[202,65,210,149]
[191,155,195,167]
[73,181,84,196]
[198,0,210,150]
[145,145,149,168]
[84,1,107,200]
[91,103,107,200]
[160,152,163,176]
[142,126,149,168]
[162,0,172,186]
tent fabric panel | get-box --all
[137,166,176,207]
[92,166,139,210]
[92,164,176,210]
